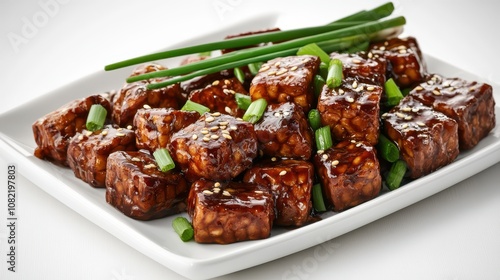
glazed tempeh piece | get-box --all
[317,78,383,145]
[369,37,426,88]
[254,102,314,160]
[105,150,189,220]
[133,108,200,152]
[383,96,459,178]
[188,179,274,244]
[250,55,320,112]
[314,140,382,212]
[187,77,248,118]
[32,94,112,166]
[409,74,495,150]
[169,112,258,182]
[243,159,314,227]
[67,125,136,187]
[112,63,186,126]
[329,52,387,86]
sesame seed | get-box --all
[411,107,420,112]
[322,154,328,160]
[144,163,156,169]
[416,121,426,127]
[116,132,125,137]
[224,80,231,85]
[212,80,220,86]
[211,112,221,117]
[396,112,405,118]
[338,89,345,95]
[201,130,209,135]
[274,61,281,67]
[331,160,339,166]
[276,69,288,75]
[219,121,229,126]
[404,116,413,121]
[356,142,362,147]
[205,116,215,123]
[213,188,220,193]
[352,59,362,64]
[271,157,277,162]
[230,125,237,130]
[211,134,219,140]
[350,140,356,143]
[367,52,373,58]
[279,170,287,176]
[283,111,290,116]
[259,65,270,72]
[346,96,355,103]
[223,134,232,140]
[214,182,221,187]
[427,80,434,85]
[117,128,123,131]
[290,66,298,71]
[367,86,375,91]
[85,131,93,136]
[203,190,213,195]
[222,191,231,196]
[131,157,141,162]
[401,107,412,112]
[397,45,407,50]
[210,126,219,131]
[203,136,210,142]
[101,130,108,136]
[352,81,358,89]
[143,104,151,109]
[379,46,386,51]
[127,125,133,130]
[432,90,441,96]
[381,112,389,119]
[415,86,423,91]
[221,129,230,134]
[398,49,407,54]
[447,87,455,91]
[317,149,324,154]
[402,123,409,129]
[192,134,198,140]
[78,135,84,140]
[274,112,281,117]
[267,71,276,76]
[219,125,227,130]
[225,106,232,114]
[255,190,263,194]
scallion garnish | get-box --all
[247,62,263,76]
[377,134,399,163]
[235,93,251,110]
[172,217,194,242]
[319,61,329,80]
[312,183,327,212]
[384,78,404,106]
[296,43,331,64]
[242,98,267,124]
[234,67,245,84]
[326,59,343,88]
[153,148,175,172]
[308,109,322,131]
[315,126,333,151]
[181,100,210,115]
[386,159,407,190]
[314,75,326,98]
[86,104,107,131]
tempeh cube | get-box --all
[169,112,258,182]
[382,96,459,178]
[187,77,248,118]
[369,37,426,88]
[243,159,314,227]
[250,55,320,112]
[314,140,382,212]
[329,52,387,86]
[187,179,274,244]
[112,63,186,126]
[409,74,496,150]
[254,102,314,160]
[67,125,136,187]
[133,108,200,152]
[32,94,112,166]
[105,150,189,220]
[317,78,383,145]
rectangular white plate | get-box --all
[1,15,499,280]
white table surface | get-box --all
[1,0,499,279]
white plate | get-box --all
[1,15,499,280]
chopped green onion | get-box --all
[308,109,322,131]
[386,159,407,191]
[326,59,343,88]
[312,183,327,212]
[377,134,399,162]
[315,126,333,151]
[153,148,176,172]
[86,104,107,131]
[384,78,404,106]
[172,217,194,242]
[319,62,329,80]
[181,100,210,115]
[235,93,251,110]
[247,62,263,76]
[314,75,326,98]
[243,98,267,124]
[296,43,331,64]
[234,67,245,84]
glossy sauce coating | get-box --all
[409,74,496,150]
[318,78,382,145]
[188,179,274,244]
[105,150,188,221]
[67,125,137,187]
[330,52,387,86]
[254,102,314,159]
[32,94,112,166]
[383,96,459,178]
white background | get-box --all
[1,0,500,279]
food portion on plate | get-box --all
[30,2,496,245]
